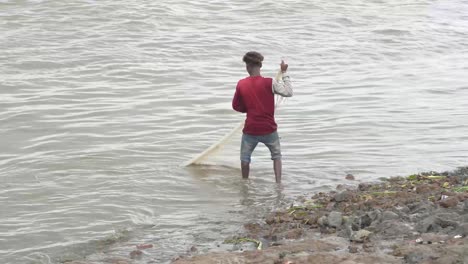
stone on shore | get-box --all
[328,212,343,228]
[457,223,468,236]
[435,213,460,229]
[334,190,353,202]
[381,211,399,221]
[350,230,372,243]
[377,220,412,238]
[439,197,459,208]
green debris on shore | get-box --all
[224,237,263,250]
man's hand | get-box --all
[280,60,288,73]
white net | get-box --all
[184,70,286,168]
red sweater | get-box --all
[232,76,277,135]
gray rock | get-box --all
[351,217,360,231]
[318,216,328,227]
[382,211,399,221]
[409,212,430,223]
[464,200,468,212]
[463,214,468,223]
[348,245,358,253]
[350,229,372,243]
[378,220,412,238]
[458,223,468,236]
[396,206,410,214]
[360,214,372,229]
[368,209,382,221]
[338,221,353,238]
[411,202,434,214]
[441,226,456,234]
[328,211,343,228]
[416,216,440,233]
[404,252,425,264]
[358,183,371,191]
[334,190,353,202]
[439,197,459,208]
[435,213,460,228]
[336,184,354,191]
[359,210,382,229]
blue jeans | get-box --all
[240,131,282,163]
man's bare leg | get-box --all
[274,159,282,183]
[241,161,250,179]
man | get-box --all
[232,51,293,183]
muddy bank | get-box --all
[172,167,468,264]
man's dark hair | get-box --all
[243,51,264,67]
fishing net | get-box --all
[184,70,286,168]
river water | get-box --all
[1,0,467,263]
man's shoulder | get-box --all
[237,77,250,89]
[238,77,250,83]
[238,76,272,83]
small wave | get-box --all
[372,29,411,36]
[10,61,66,70]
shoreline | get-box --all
[172,167,468,264]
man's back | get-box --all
[233,76,277,135]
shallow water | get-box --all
[1,0,468,263]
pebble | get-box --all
[439,197,459,208]
[348,245,358,253]
[350,229,372,243]
[318,216,328,227]
[359,214,372,229]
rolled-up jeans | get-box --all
[240,131,282,163]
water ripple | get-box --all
[1,0,468,263]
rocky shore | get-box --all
[172,167,468,264]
